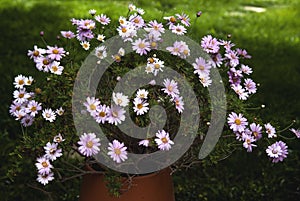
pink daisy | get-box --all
[107,140,128,163]
[78,133,101,157]
[155,130,174,151]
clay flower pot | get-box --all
[79,167,175,201]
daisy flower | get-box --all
[44,142,63,161]
[145,20,165,35]
[264,123,277,138]
[136,89,149,99]
[27,45,46,61]
[225,50,239,67]
[35,56,51,72]
[129,14,145,28]
[60,31,75,39]
[113,92,129,107]
[244,78,257,94]
[42,108,56,122]
[162,78,179,98]
[49,61,64,75]
[242,134,257,152]
[201,35,220,54]
[35,156,53,175]
[132,38,150,55]
[20,115,34,127]
[176,13,190,27]
[133,98,149,115]
[97,34,105,42]
[117,23,136,39]
[95,46,107,59]
[210,53,223,68]
[13,74,27,89]
[128,3,136,11]
[78,133,101,157]
[199,74,212,87]
[172,96,184,113]
[89,9,97,16]
[95,14,111,25]
[155,130,174,151]
[46,46,66,61]
[25,76,34,86]
[13,110,26,121]
[171,24,187,35]
[290,128,300,138]
[108,140,128,163]
[53,133,65,143]
[136,8,145,15]
[249,123,262,140]
[107,105,126,125]
[227,112,248,132]
[56,107,64,116]
[13,88,31,104]
[94,104,110,124]
[80,41,90,50]
[231,84,249,100]
[266,141,288,163]
[152,58,164,76]
[37,172,54,185]
[26,100,42,117]
[139,139,150,147]
[241,64,253,75]
[83,97,101,115]
[193,57,211,76]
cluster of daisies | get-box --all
[9,74,64,127]
[27,45,66,75]
[201,35,256,100]
[35,134,64,185]
[227,112,299,163]
[77,129,174,167]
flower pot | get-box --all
[79,167,175,201]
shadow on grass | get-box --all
[0,3,80,201]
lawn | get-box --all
[0,0,299,200]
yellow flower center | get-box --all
[52,66,58,72]
[148,58,154,63]
[114,55,121,62]
[167,85,173,92]
[121,27,127,33]
[161,137,168,144]
[42,161,48,168]
[234,119,241,125]
[134,18,140,23]
[138,43,145,48]
[86,141,94,148]
[31,106,37,112]
[199,65,204,70]
[18,93,24,98]
[18,80,24,85]
[112,111,118,118]
[253,131,258,137]
[45,113,51,118]
[89,104,96,111]
[43,59,49,65]
[151,42,157,48]
[183,49,189,55]
[154,63,160,69]
[33,50,40,57]
[99,111,106,117]
[137,103,143,109]
[170,16,176,23]
[114,148,121,155]
[52,49,59,54]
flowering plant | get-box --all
[9,3,299,197]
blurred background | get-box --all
[0,0,299,200]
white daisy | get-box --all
[113,92,129,107]
[13,74,27,89]
[108,140,128,163]
[136,89,149,99]
[42,108,56,122]
[155,130,174,151]
[44,142,63,161]
[78,133,101,157]
[37,172,54,185]
[133,98,149,115]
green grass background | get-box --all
[0,0,299,200]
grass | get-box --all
[0,0,299,200]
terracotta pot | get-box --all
[79,167,175,201]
